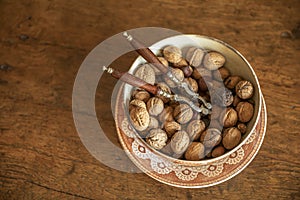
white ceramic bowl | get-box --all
[115,35,266,187]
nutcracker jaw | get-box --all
[103,65,211,115]
[156,88,210,115]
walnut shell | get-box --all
[164,121,181,137]
[163,45,182,63]
[148,116,159,130]
[140,116,159,137]
[173,104,193,124]
[236,101,254,123]
[186,47,205,67]
[187,119,206,141]
[213,67,231,81]
[211,87,233,107]
[222,127,241,150]
[224,75,242,89]
[203,51,225,70]
[173,58,188,68]
[169,101,180,109]
[200,128,222,148]
[160,140,173,156]
[134,64,156,85]
[132,90,150,102]
[235,80,254,100]
[146,129,168,150]
[237,122,247,134]
[170,131,190,155]
[130,107,150,132]
[147,97,164,116]
[158,106,174,124]
[232,95,242,107]
[220,107,238,128]
[129,99,147,112]
[184,142,205,161]
[211,146,226,158]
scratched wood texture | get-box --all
[0,0,299,199]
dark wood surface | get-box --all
[0,0,299,199]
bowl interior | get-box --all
[123,34,262,163]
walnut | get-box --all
[232,95,242,107]
[173,58,188,68]
[210,105,225,120]
[211,87,233,107]
[212,67,230,81]
[129,99,147,112]
[140,115,160,138]
[235,80,254,100]
[147,97,164,116]
[163,45,182,63]
[164,121,181,137]
[224,75,242,89]
[187,119,206,141]
[185,142,205,161]
[130,107,150,132]
[170,131,190,155]
[160,140,173,156]
[209,120,223,131]
[134,63,156,85]
[211,146,226,158]
[222,127,241,150]
[173,104,193,124]
[132,90,150,102]
[146,129,168,150]
[200,128,222,148]
[203,51,225,70]
[158,106,174,124]
[237,122,247,134]
[148,116,159,130]
[236,102,254,123]
[220,107,238,128]
[185,47,205,67]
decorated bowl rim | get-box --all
[123,34,262,165]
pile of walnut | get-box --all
[129,45,255,161]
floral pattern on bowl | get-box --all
[115,83,267,188]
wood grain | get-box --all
[0,0,299,199]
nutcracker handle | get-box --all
[102,66,158,95]
[123,32,169,74]
[103,66,210,114]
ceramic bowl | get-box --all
[114,35,267,187]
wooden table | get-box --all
[1,0,299,199]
